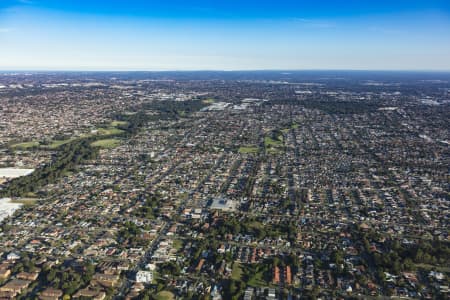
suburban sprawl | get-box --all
[0,71,449,300]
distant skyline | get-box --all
[1,0,450,71]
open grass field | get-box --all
[231,262,243,280]
[10,198,38,206]
[154,291,175,300]
[91,138,121,149]
[238,146,259,154]
[202,98,215,104]
[264,136,284,155]
[264,131,284,155]
[246,263,272,287]
[247,269,267,287]
[282,123,299,133]
[267,148,283,154]
[111,120,128,127]
[10,141,40,149]
[45,125,126,149]
[97,127,125,136]
[45,139,77,149]
[232,262,271,287]
[264,136,283,147]
[172,239,183,251]
[80,127,124,139]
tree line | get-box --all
[1,139,99,197]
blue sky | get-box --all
[1,0,450,70]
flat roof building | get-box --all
[210,197,237,212]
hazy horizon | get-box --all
[1,1,450,71]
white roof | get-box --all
[0,168,34,178]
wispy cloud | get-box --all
[0,28,12,33]
[293,18,337,29]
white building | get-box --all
[0,168,34,179]
[7,252,20,260]
[135,270,153,283]
[0,198,23,222]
